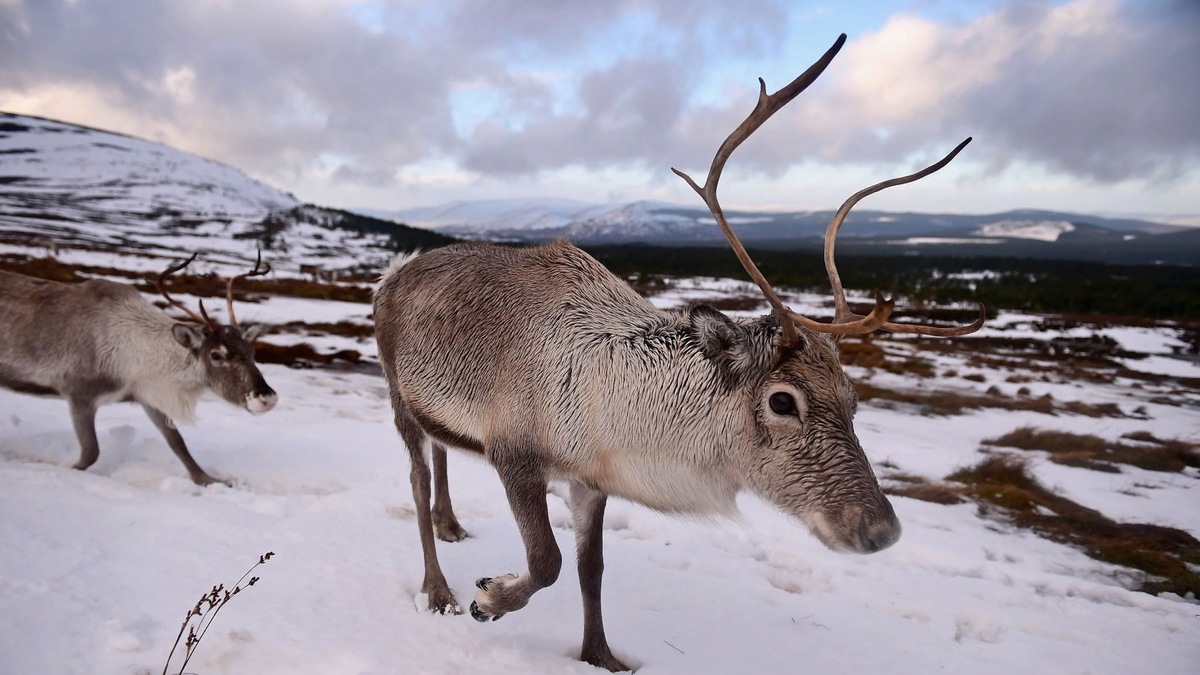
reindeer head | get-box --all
[677,34,983,553]
[156,252,278,415]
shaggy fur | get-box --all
[0,270,276,484]
[374,241,899,671]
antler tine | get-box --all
[155,252,215,329]
[225,248,271,328]
[824,137,972,321]
[673,33,847,348]
[787,291,895,336]
[820,137,985,336]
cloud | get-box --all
[689,0,1200,183]
[454,0,1200,185]
[0,0,1195,202]
[816,0,1200,183]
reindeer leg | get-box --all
[431,441,468,542]
[392,393,461,615]
[141,404,224,486]
[68,397,100,471]
[571,482,629,672]
[470,447,561,622]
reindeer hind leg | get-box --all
[390,389,461,615]
[431,441,468,542]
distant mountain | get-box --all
[0,112,446,274]
[2,111,1193,270]
[367,199,1196,265]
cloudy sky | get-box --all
[1,0,1197,218]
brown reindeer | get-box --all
[372,34,983,671]
[0,252,277,485]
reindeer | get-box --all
[373,34,984,671]
[298,263,324,283]
[32,235,58,258]
[0,252,277,485]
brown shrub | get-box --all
[856,383,1068,417]
[275,321,375,338]
[839,339,887,368]
[984,427,1200,473]
[946,454,1200,597]
[701,296,766,312]
[884,482,967,505]
[254,342,363,368]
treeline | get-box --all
[582,244,1200,321]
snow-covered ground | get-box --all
[2,278,1198,675]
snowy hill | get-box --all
[0,112,447,275]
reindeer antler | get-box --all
[673,33,984,343]
[817,138,985,336]
[155,253,217,330]
[225,249,271,328]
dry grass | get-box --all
[163,552,274,675]
[0,253,374,303]
[255,342,364,368]
[274,320,376,338]
[884,482,967,505]
[854,383,1130,419]
[0,253,141,282]
[839,338,935,377]
[984,427,1200,473]
[946,455,1200,597]
[700,296,766,312]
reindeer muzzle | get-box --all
[246,385,277,414]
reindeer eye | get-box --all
[769,392,796,416]
[210,350,225,362]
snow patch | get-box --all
[974,220,1076,242]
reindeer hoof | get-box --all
[423,587,461,615]
[435,521,469,542]
[469,600,503,622]
[191,473,230,487]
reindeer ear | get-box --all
[690,305,765,385]
[690,305,742,359]
[240,324,264,343]
[171,323,205,350]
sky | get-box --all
[1,0,1198,219]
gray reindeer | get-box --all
[0,253,277,485]
[373,34,984,671]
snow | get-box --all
[0,114,399,275]
[1117,355,1200,378]
[974,220,1076,242]
[3,282,1199,675]
[898,237,1005,245]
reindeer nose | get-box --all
[247,387,277,414]
[860,501,902,553]
[862,518,901,552]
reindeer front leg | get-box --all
[571,482,629,672]
[67,397,100,471]
[141,404,224,486]
[470,445,561,622]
